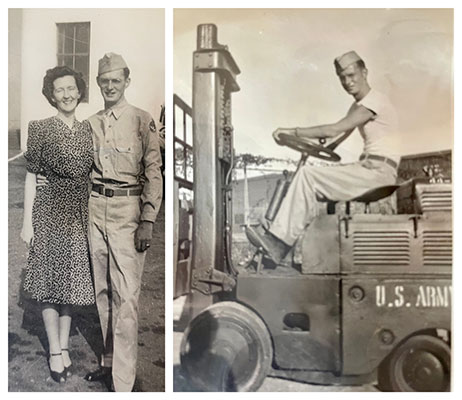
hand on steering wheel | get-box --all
[272,128,296,145]
[277,132,341,162]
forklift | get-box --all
[174,24,452,392]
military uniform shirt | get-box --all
[354,89,401,164]
[88,98,163,222]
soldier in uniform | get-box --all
[84,53,163,392]
[247,51,400,263]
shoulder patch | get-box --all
[149,119,157,133]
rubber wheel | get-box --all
[180,301,273,392]
[378,335,451,392]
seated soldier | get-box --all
[247,51,401,264]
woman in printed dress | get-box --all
[20,66,95,383]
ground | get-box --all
[8,155,165,392]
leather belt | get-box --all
[92,184,142,198]
[360,154,398,169]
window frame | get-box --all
[56,21,91,103]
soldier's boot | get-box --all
[245,226,290,265]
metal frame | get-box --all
[190,24,240,296]
[174,94,194,298]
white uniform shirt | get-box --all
[352,89,401,163]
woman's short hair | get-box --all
[42,66,87,108]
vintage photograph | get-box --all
[173,9,453,392]
[8,8,165,392]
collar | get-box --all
[105,98,129,120]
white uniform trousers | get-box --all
[270,159,397,246]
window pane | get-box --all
[57,27,65,53]
[75,55,89,96]
[185,115,193,146]
[62,55,74,69]
[174,107,183,139]
[74,55,88,74]
[75,24,90,53]
[64,25,74,54]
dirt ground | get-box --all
[8,156,165,392]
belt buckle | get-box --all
[104,188,114,197]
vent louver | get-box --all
[416,185,452,213]
[423,230,452,266]
[353,230,410,266]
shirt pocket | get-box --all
[115,144,142,175]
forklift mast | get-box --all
[191,24,240,296]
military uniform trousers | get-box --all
[270,159,397,246]
[88,191,146,392]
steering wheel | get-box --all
[278,133,341,162]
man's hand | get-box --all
[36,173,49,187]
[272,128,297,144]
[135,221,153,252]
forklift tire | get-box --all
[180,301,273,392]
[377,334,450,392]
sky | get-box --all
[174,9,453,163]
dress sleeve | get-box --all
[23,120,43,174]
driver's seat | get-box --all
[325,184,401,215]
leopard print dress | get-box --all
[23,116,95,305]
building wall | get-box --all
[20,8,164,150]
[233,174,281,228]
[8,9,22,135]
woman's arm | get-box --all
[20,172,37,246]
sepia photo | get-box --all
[8,8,165,392]
[173,8,453,392]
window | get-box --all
[56,22,90,102]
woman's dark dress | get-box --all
[23,116,95,306]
